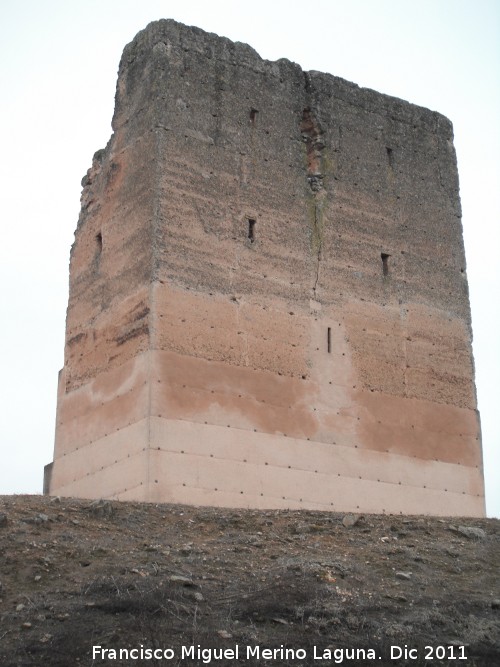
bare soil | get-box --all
[0,495,498,666]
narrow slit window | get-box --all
[381,252,390,276]
[250,108,259,125]
[386,146,394,168]
[248,218,256,243]
[96,232,103,255]
[327,327,331,353]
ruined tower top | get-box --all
[46,20,484,516]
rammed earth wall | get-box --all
[46,19,485,515]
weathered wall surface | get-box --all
[47,19,485,516]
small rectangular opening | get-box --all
[386,146,394,168]
[327,327,331,353]
[381,252,390,276]
[248,218,256,243]
[250,109,259,125]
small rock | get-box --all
[0,513,8,527]
[217,630,232,639]
[88,499,113,517]
[23,513,50,525]
[342,514,362,528]
[170,575,194,586]
[381,536,390,542]
[40,633,52,643]
[457,526,486,540]
[193,591,204,602]
[395,571,412,580]
[21,622,32,629]
[291,522,315,534]
[287,563,303,572]
[491,599,500,610]
[130,568,147,577]
[50,496,61,504]
[180,544,192,556]
[16,603,25,612]
[34,575,42,582]
[271,617,288,625]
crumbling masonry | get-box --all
[45,20,485,515]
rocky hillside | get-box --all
[0,495,498,666]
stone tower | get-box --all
[45,20,485,516]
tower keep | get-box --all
[45,20,485,515]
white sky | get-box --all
[1,0,498,516]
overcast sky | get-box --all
[1,0,498,516]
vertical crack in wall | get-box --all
[301,76,327,298]
[400,304,409,399]
[311,200,324,295]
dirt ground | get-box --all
[0,495,498,666]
